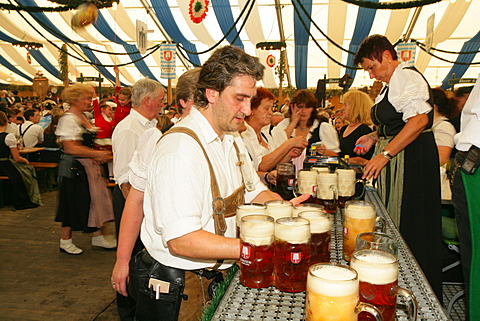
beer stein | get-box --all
[265,200,293,222]
[336,168,366,208]
[355,232,398,256]
[293,169,318,203]
[298,210,332,264]
[274,217,311,293]
[276,163,295,200]
[292,203,325,217]
[239,215,275,288]
[310,166,330,174]
[316,172,338,214]
[306,263,383,321]
[236,203,267,237]
[343,200,377,261]
[350,250,418,321]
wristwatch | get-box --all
[381,150,393,160]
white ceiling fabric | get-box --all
[0,0,479,90]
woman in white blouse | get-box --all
[271,89,340,170]
[241,87,308,181]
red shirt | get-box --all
[93,99,114,139]
[113,86,132,126]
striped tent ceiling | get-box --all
[0,0,479,90]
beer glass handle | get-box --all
[397,287,418,321]
[375,217,387,233]
[355,302,383,321]
[329,184,338,201]
[354,179,366,200]
[292,178,299,197]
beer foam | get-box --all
[351,251,397,284]
[345,204,375,219]
[308,265,358,296]
[299,211,332,233]
[266,202,293,220]
[275,218,310,244]
[293,205,323,217]
[236,205,266,224]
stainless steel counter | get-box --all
[211,189,449,320]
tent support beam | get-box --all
[139,0,190,70]
[275,0,292,88]
[403,7,422,42]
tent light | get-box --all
[256,41,286,51]
[12,41,43,50]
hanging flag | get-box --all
[136,20,148,55]
[160,44,176,79]
[396,42,417,67]
[266,55,276,68]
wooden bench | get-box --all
[30,162,59,192]
[0,175,9,207]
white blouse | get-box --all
[240,123,273,170]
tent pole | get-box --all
[139,0,190,70]
[275,0,292,90]
[403,7,422,42]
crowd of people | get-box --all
[1,34,479,321]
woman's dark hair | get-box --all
[432,87,456,119]
[354,34,398,66]
[286,89,319,127]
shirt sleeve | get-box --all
[388,66,432,122]
[320,122,341,152]
[270,119,290,150]
[55,114,83,141]
[5,133,17,148]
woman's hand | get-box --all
[111,260,129,297]
[288,136,309,149]
[113,65,120,75]
[290,104,302,126]
[19,157,29,165]
[288,148,303,158]
[266,170,277,185]
[290,193,311,206]
[94,150,113,163]
[362,154,390,180]
[354,134,376,155]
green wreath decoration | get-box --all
[340,0,442,10]
[0,1,117,12]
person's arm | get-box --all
[120,182,132,199]
[438,146,452,166]
[284,106,301,138]
[258,136,308,172]
[317,122,340,156]
[114,65,121,89]
[362,113,429,180]
[63,140,111,163]
[10,147,28,164]
[111,188,144,296]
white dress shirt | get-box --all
[141,108,267,270]
[18,120,44,147]
[240,123,273,170]
[455,74,480,152]
[112,109,157,186]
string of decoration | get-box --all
[340,0,442,10]
[416,44,480,65]
[177,0,255,57]
[0,0,117,12]
[292,0,355,54]
[291,0,361,69]
[415,39,480,55]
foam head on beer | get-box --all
[240,215,275,246]
[265,200,293,221]
[298,211,332,234]
[350,250,397,285]
[293,204,325,217]
[345,201,376,219]
[308,264,358,296]
[236,203,267,226]
[275,217,311,244]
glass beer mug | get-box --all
[293,169,318,203]
[336,168,366,208]
[298,210,332,264]
[239,214,275,288]
[292,203,325,217]
[355,232,398,256]
[350,250,418,321]
[343,200,382,261]
[236,203,267,237]
[316,172,338,214]
[265,200,293,222]
[306,263,383,321]
[273,217,311,293]
[276,163,295,200]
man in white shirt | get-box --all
[111,77,165,321]
[19,108,43,147]
[134,46,306,321]
[450,76,480,321]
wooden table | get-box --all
[19,147,45,154]
[210,189,449,321]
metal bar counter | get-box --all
[211,189,449,321]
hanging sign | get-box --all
[26,51,31,64]
[266,55,276,67]
[160,44,176,79]
[425,14,435,53]
[396,42,416,67]
[136,19,148,55]
[189,0,209,24]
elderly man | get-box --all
[131,46,307,321]
[112,77,165,321]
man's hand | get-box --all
[111,260,129,297]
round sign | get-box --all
[266,55,276,67]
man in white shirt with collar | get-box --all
[112,77,165,321]
[135,46,307,321]
[19,108,43,147]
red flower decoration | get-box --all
[189,0,209,24]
